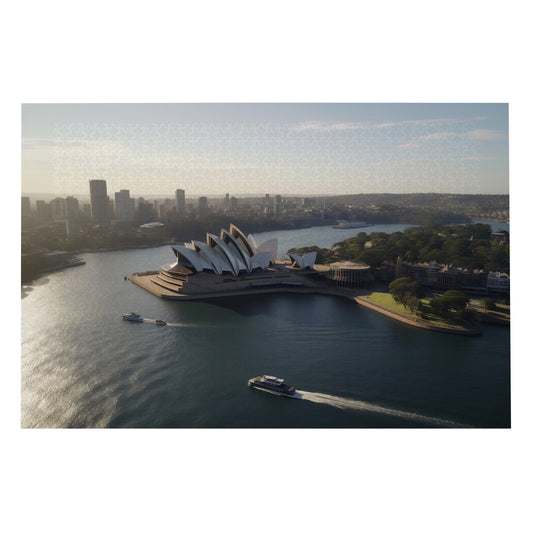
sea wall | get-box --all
[353,296,482,336]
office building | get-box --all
[22,197,31,216]
[50,197,67,220]
[89,179,109,226]
[198,196,209,219]
[175,189,186,216]
[115,189,134,222]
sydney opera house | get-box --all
[131,223,322,299]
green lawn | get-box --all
[363,292,414,316]
[362,292,462,327]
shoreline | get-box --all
[130,272,483,336]
[353,295,482,336]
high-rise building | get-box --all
[36,200,53,224]
[65,196,80,217]
[198,196,209,219]
[175,189,186,216]
[137,197,156,224]
[115,189,134,222]
[21,196,31,216]
[21,196,32,228]
[50,197,67,220]
[89,179,109,226]
[65,196,81,235]
[274,194,282,217]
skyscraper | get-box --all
[36,200,53,223]
[65,196,81,235]
[198,196,209,219]
[115,189,134,222]
[89,179,109,226]
[175,189,186,216]
[21,196,31,216]
[50,197,67,220]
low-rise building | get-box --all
[329,261,372,288]
[487,271,510,293]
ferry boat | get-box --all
[155,319,167,325]
[332,221,369,229]
[122,312,144,322]
[248,375,297,397]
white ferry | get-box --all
[332,220,369,229]
[122,312,144,322]
[248,375,297,397]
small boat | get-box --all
[248,375,297,397]
[155,319,167,326]
[122,312,143,322]
[332,221,369,229]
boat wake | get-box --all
[296,390,469,427]
[141,319,200,327]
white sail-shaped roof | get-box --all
[206,233,241,276]
[169,224,274,275]
[250,251,272,270]
[257,238,278,263]
[302,251,317,269]
[221,228,252,272]
[247,234,259,254]
[229,223,255,257]
[171,245,215,272]
[192,241,234,275]
[289,252,304,268]
[288,251,316,270]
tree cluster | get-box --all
[428,290,472,324]
[331,223,508,273]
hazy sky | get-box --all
[21,103,509,198]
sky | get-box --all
[21,103,509,199]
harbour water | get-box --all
[21,222,510,428]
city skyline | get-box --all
[21,103,509,197]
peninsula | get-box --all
[129,222,495,336]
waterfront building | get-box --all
[436,266,463,290]
[289,251,317,270]
[329,261,372,288]
[133,223,325,299]
[175,189,186,216]
[89,179,109,226]
[487,271,510,293]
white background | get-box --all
[4,1,530,532]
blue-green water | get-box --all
[21,224,510,428]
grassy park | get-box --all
[361,290,510,328]
[362,292,469,328]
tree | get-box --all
[389,277,422,309]
[480,297,496,312]
[430,290,470,317]
[441,290,470,311]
